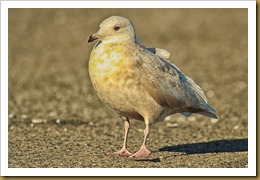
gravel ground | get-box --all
[8,8,248,168]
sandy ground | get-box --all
[8,8,248,168]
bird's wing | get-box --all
[138,46,212,112]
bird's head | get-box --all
[87,16,136,44]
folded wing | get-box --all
[138,46,218,119]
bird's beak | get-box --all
[87,34,99,43]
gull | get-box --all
[87,16,218,158]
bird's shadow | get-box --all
[132,139,248,163]
[159,138,248,154]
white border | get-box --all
[0,0,256,8]
[1,0,256,176]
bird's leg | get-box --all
[129,122,151,158]
[108,117,132,157]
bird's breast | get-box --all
[89,44,135,80]
[88,43,142,99]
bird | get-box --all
[87,16,218,158]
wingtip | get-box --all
[198,111,219,119]
[212,114,219,119]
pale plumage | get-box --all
[87,16,218,158]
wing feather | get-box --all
[138,45,214,114]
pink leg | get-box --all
[107,117,132,157]
[129,122,151,158]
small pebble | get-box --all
[233,125,239,130]
[165,116,171,121]
[48,112,57,117]
[166,122,178,128]
[32,119,46,124]
[21,114,28,119]
[210,118,219,124]
[159,156,164,161]
[8,114,16,118]
[56,119,61,124]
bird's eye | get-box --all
[114,25,120,31]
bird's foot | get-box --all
[129,145,151,158]
[107,147,132,157]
